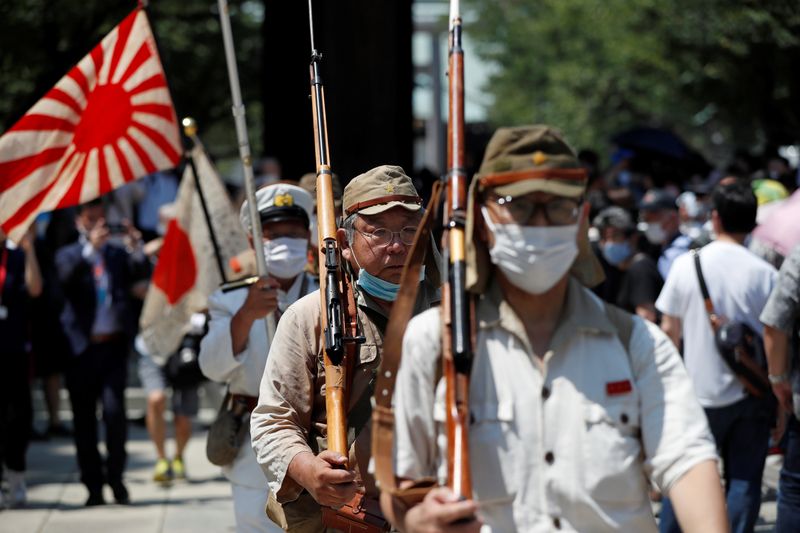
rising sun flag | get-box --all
[0,7,181,242]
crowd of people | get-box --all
[1,125,799,533]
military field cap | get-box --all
[639,189,677,212]
[476,125,587,198]
[299,172,343,208]
[343,165,422,216]
[239,183,313,233]
[466,125,604,292]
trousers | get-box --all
[65,339,128,492]
[659,395,770,533]
[776,415,800,532]
[231,483,283,533]
[0,352,32,475]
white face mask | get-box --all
[262,237,308,279]
[643,221,667,245]
[481,207,578,294]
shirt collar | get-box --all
[478,275,616,353]
[278,272,307,312]
[356,277,441,317]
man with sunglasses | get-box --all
[388,126,727,532]
[251,165,440,532]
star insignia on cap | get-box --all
[274,193,294,207]
[532,151,548,165]
[385,183,395,193]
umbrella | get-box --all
[612,127,691,160]
[610,127,710,178]
[752,189,800,257]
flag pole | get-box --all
[181,117,228,285]
[217,0,276,339]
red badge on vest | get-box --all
[606,380,632,396]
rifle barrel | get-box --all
[308,0,349,460]
[444,3,473,501]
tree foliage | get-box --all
[466,0,800,163]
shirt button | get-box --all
[541,386,550,400]
[620,413,629,424]
[545,451,555,464]
[552,517,562,529]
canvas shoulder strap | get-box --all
[371,180,444,499]
[604,302,634,356]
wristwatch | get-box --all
[768,373,789,385]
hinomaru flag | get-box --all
[139,143,248,358]
[0,8,181,243]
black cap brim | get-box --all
[260,205,309,226]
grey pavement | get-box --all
[1,386,236,533]
[0,384,784,532]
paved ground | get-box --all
[0,383,784,532]
[0,417,235,533]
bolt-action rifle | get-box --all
[442,0,473,503]
[370,0,474,520]
[307,4,388,531]
[306,0,359,465]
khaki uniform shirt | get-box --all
[251,280,439,503]
[394,277,717,532]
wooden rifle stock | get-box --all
[307,0,360,464]
[443,4,473,500]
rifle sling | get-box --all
[346,371,375,449]
[371,179,444,497]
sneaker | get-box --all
[170,457,186,480]
[6,469,26,508]
[153,458,172,482]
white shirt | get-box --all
[394,278,717,532]
[199,272,317,487]
[656,240,777,408]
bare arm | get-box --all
[635,302,657,324]
[19,229,43,298]
[661,313,682,350]
[668,459,729,533]
[764,324,792,412]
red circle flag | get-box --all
[0,8,181,243]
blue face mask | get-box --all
[356,266,426,302]
[602,241,632,266]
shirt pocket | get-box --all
[356,343,378,366]
[581,399,646,504]
[468,401,519,505]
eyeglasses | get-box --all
[355,226,418,247]
[485,194,581,225]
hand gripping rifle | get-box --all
[307,0,362,467]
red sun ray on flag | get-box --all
[0,7,181,243]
